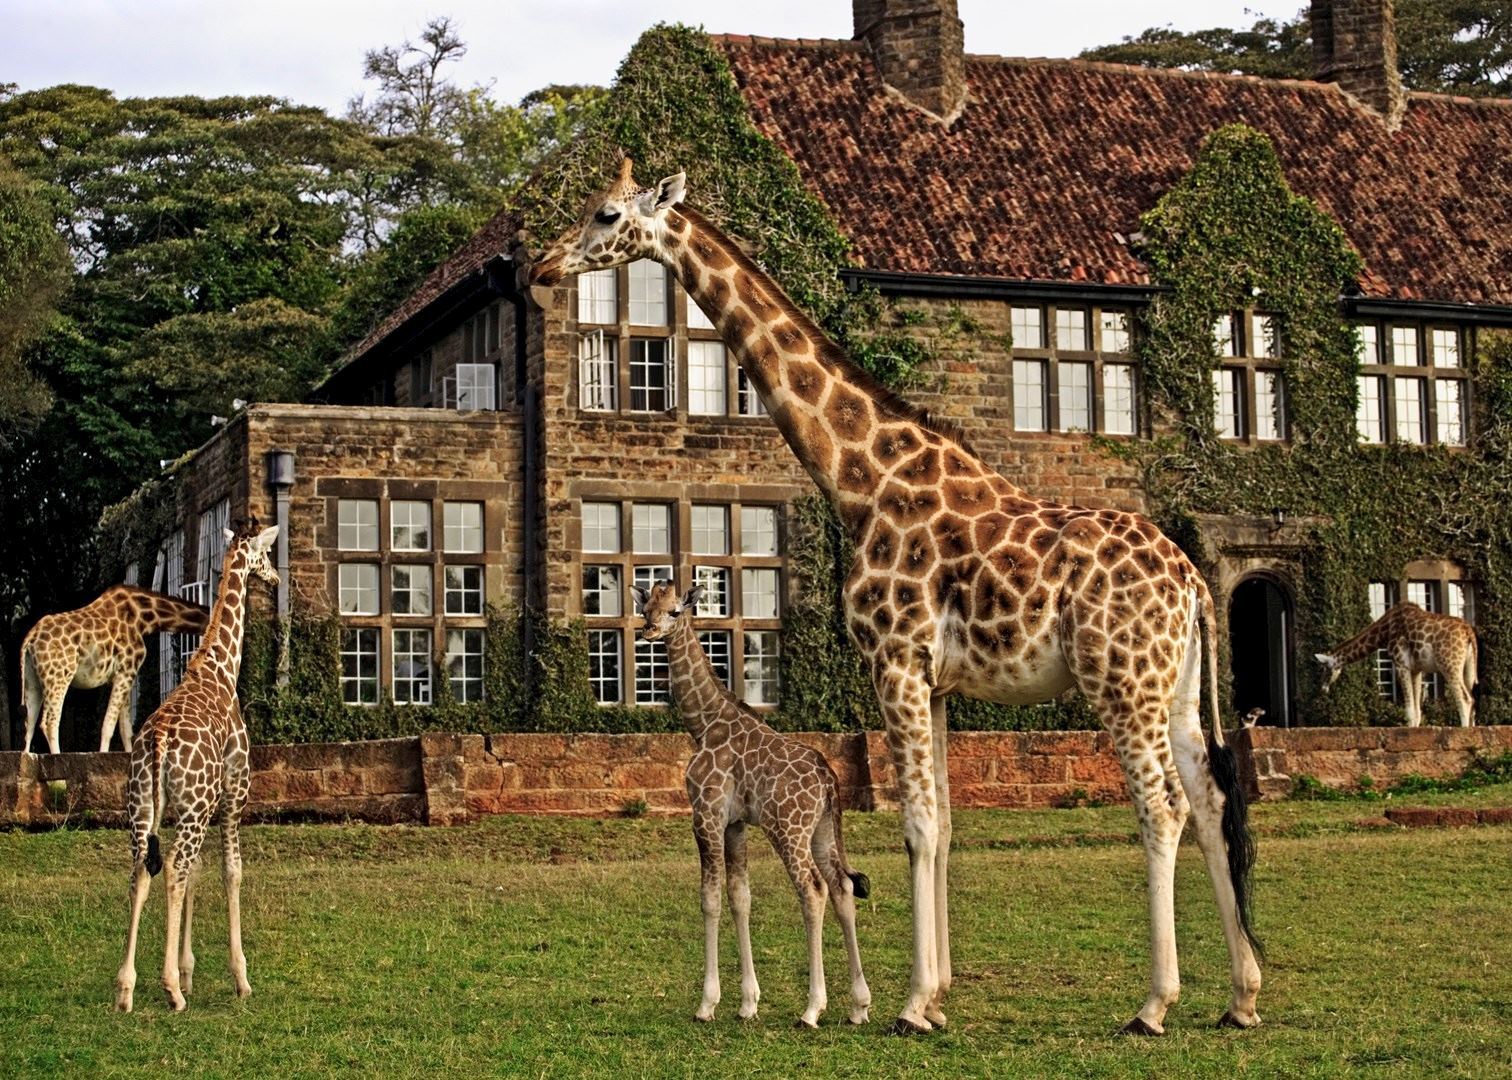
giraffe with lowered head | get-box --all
[114,522,279,1013]
[634,580,872,1028]
[20,586,210,753]
[530,159,1263,1035]
[1317,601,1478,726]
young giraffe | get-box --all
[20,586,210,753]
[531,159,1263,1035]
[1316,601,1478,727]
[633,580,872,1028]
[114,523,279,1014]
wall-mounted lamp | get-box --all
[1271,507,1287,529]
[210,415,228,427]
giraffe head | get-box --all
[223,523,282,588]
[528,157,686,287]
[630,580,704,642]
[1314,652,1343,690]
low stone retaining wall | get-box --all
[1,726,1505,828]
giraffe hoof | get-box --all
[924,1007,947,1029]
[795,1016,820,1031]
[1119,1017,1164,1037]
[889,1016,933,1036]
[1216,1010,1259,1030]
[114,989,134,1013]
[848,1007,870,1025]
[693,1011,715,1023]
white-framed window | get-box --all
[1391,325,1419,366]
[632,503,672,555]
[1406,579,1439,613]
[391,565,433,616]
[1435,380,1465,446]
[341,628,380,706]
[740,506,778,556]
[1252,313,1281,358]
[1104,365,1136,435]
[587,629,622,704]
[628,259,668,326]
[1058,361,1093,432]
[1357,375,1386,443]
[339,564,380,616]
[1255,371,1285,441]
[632,564,674,594]
[1213,314,1237,357]
[742,568,780,619]
[455,363,496,411]
[742,631,780,706]
[687,341,727,415]
[443,502,484,554]
[391,500,431,552]
[1055,307,1088,351]
[578,331,618,412]
[1100,309,1131,354]
[693,566,730,616]
[445,629,485,703]
[196,499,230,597]
[1430,327,1459,368]
[338,499,379,552]
[737,369,768,416]
[690,505,729,556]
[1012,360,1047,431]
[159,530,194,697]
[699,629,732,688]
[582,502,620,554]
[1212,368,1244,439]
[1356,323,1379,364]
[1394,377,1426,444]
[629,339,673,412]
[392,629,432,705]
[577,268,617,324]
[1448,581,1473,622]
[634,639,670,704]
[582,565,622,617]
[1011,305,1043,349]
[443,565,484,616]
[1367,581,1397,698]
[686,290,716,330]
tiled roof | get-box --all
[715,36,1512,305]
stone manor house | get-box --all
[124,0,1512,729]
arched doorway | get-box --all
[1228,576,1294,727]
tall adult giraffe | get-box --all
[530,159,1263,1035]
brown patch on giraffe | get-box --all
[872,426,921,467]
[941,477,993,516]
[865,520,899,568]
[785,359,827,405]
[897,447,941,487]
[692,233,733,270]
[899,528,937,576]
[878,485,941,528]
[837,448,878,495]
[826,385,871,443]
[723,302,753,344]
[770,319,807,354]
[933,513,972,560]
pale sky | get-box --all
[1,1,1295,111]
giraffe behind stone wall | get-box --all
[1317,601,1478,726]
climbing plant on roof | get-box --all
[1126,123,1512,725]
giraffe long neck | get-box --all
[1331,604,1411,665]
[663,615,736,744]
[139,593,211,635]
[659,206,949,532]
[185,548,251,692]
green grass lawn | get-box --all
[3,788,1510,1078]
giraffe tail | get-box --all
[824,788,870,900]
[20,640,42,745]
[143,733,168,877]
[1195,585,1262,959]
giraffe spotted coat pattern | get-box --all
[1317,601,1478,727]
[20,586,209,754]
[635,581,871,1028]
[531,159,1263,1035]
[114,523,279,1014]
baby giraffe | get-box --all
[633,581,871,1028]
[115,522,280,1013]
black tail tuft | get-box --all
[145,834,163,877]
[847,870,871,900]
[1208,736,1263,960]
[1472,681,1482,702]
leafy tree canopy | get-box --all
[1082,1,1512,97]
[0,157,67,439]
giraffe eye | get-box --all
[594,209,620,226]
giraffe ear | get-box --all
[680,585,705,612]
[630,586,650,612]
[649,172,686,212]
[255,524,280,551]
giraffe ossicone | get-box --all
[1317,601,1478,726]
[635,579,872,1028]
[531,161,1263,1034]
[114,522,279,1014]
[20,586,210,754]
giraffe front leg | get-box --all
[723,823,760,1020]
[775,837,829,1029]
[42,690,65,755]
[223,814,251,999]
[927,694,952,1028]
[693,824,724,1022]
[162,820,206,1011]
[100,675,133,752]
[179,870,197,997]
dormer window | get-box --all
[1211,309,1287,444]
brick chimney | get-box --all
[1310,0,1405,128]
[854,0,968,122]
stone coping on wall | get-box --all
[1,727,1507,828]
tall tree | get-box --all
[1081,1,1511,97]
[0,157,67,440]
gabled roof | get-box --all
[715,36,1512,306]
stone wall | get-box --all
[5,726,1505,829]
